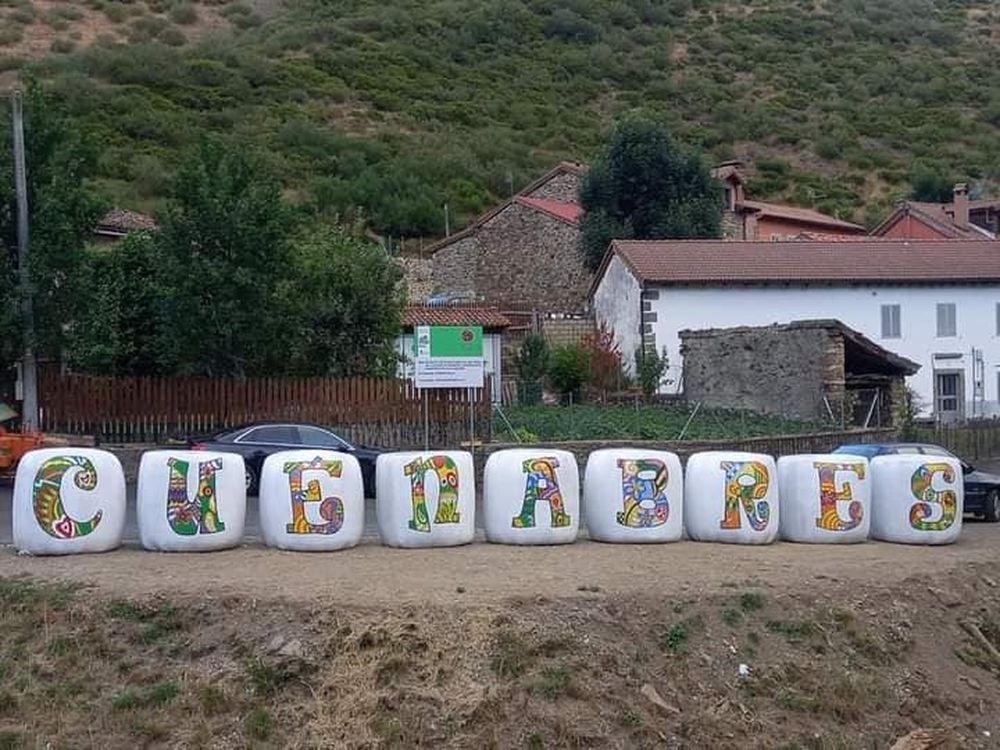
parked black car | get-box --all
[188,423,383,496]
[833,442,1000,522]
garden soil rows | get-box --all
[1,527,1000,747]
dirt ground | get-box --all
[2,525,1000,748]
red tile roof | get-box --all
[739,200,865,232]
[402,305,511,329]
[514,196,584,225]
[95,208,157,235]
[604,239,1000,287]
[876,202,995,240]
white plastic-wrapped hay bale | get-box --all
[258,450,364,551]
[13,448,126,555]
[484,449,579,545]
[375,451,475,548]
[684,451,778,544]
[777,454,870,543]
[870,454,963,545]
[137,450,246,552]
[583,449,683,543]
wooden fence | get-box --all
[38,373,491,447]
[913,422,1000,461]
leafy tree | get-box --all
[578,119,722,270]
[282,226,403,377]
[909,166,954,203]
[516,332,549,404]
[0,84,103,370]
[635,346,669,399]
[67,233,165,375]
[155,141,294,377]
[548,344,589,399]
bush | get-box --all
[580,323,623,396]
[168,1,197,24]
[50,38,76,53]
[635,346,669,399]
[516,333,549,405]
[548,344,590,398]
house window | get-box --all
[880,304,901,339]
[936,303,957,337]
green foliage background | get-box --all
[1,0,997,236]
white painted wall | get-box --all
[395,333,503,402]
[620,283,1000,417]
[592,254,642,374]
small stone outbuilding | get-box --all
[679,320,919,425]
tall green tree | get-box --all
[578,119,722,270]
[0,84,103,370]
[282,226,403,377]
[156,141,294,377]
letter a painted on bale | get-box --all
[512,457,572,529]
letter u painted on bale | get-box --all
[138,450,246,552]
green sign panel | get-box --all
[414,326,485,388]
[414,326,483,358]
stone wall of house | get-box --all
[721,209,743,239]
[680,326,844,420]
[431,202,592,313]
[541,317,595,348]
[397,257,435,302]
[431,234,479,298]
[526,171,581,202]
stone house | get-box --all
[712,162,866,240]
[871,183,998,240]
[93,209,157,245]
[679,320,919,425]
[427,162,592,313]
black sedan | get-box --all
[188,423,383,497]
[834,442,1000,522]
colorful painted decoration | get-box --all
[376,451,475,548]
[583,449,683,543]
[13,448,127,556]
[870,454,963,545]
[137,450,246,552]
[777,454,870,543]
[484,449,579,545]
[684,451,779,544]
[259,450,365,551]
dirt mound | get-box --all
[0,558,998,748]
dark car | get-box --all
[188,423,383,497]
[833,442,1000,522]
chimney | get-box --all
[953,183,969,229]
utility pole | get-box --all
[12,90,38,431]
[443,203,450,237]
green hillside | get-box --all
[1,0,998,237]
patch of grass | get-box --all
[111,690,140,711]
[198,685,228,715]
[245,708,272,740]
[51,38,76,53]
[0,692,17,716]
[491,629,533,678]
[661,623,688,655]
[246,657,294,696]
[0,731,24,750]
[0,578,75,611]
[618,710,642,728]
[530,665,574,700]
[740,591,765,612]
[375,656,409,687]
[722,608,742,626]
[148,681,179,706]
[766,619,818,643]
[168,1,196,24]
[527,731,545,749]
[109,599,188,644]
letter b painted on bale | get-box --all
[583,449,683,543]
[13,448,127,556]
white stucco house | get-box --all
[591,239,1000,421]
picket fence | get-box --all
[38,373,491,447]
